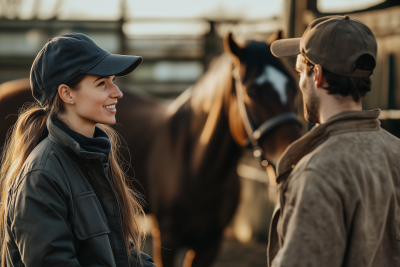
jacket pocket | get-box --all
[73,192,111,240]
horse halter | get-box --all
[232,68,301,167]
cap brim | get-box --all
[270,38,301,58]
[86,54,143,77]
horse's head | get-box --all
[224,31,302,166]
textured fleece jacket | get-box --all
[4,117,154,267]
[268,109,400,267]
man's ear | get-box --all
[267,30,284,46]
[314,64,324,88]
[224,32,242,62]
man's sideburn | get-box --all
[302,76,320,124]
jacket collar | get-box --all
[47,116,108,164]
[275,109,381,184]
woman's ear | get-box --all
[58,84,73,104]
[224,32,242,62]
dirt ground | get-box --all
[143,237,269,267]
[211,238,268,267]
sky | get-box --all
[6,0,284,20]
[318,0,384,13]
[1,0,385,21]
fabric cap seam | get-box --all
[348,20,369,54]
[84,52,111,74]
[321,18,343,66]
[46,38,86,93]
[63,38,86,72]
[347,20,374,74]
[40,46,50,93]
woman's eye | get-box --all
[98,81,105,86]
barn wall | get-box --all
[350,6,400,110]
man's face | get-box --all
[295,55,320,124]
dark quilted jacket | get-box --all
[4,117,154,267]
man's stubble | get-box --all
[302,78,320,124]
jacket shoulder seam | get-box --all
[13,168,69,197]
[11,141,53,191]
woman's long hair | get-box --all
[0,75,145,265]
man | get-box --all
[267,15,400,267]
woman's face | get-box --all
[66,75,123,126]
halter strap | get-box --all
[232,68,302,165]
[232,68,256,143]
[247,112,300,146]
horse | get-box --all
[0,31,302,267]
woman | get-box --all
[0,33,154,267]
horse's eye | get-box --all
[247,91,257,99]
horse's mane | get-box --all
[190,53,233,113]
[167,53,233,116]
[166,53,235,149]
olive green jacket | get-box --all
[4,117,154,267]
[268,110,400,267]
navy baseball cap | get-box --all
[30,33,143,106]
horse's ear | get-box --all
[224,32,242,60]
[267,30,284,46]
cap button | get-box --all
[344,15,349,19]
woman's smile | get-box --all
[103,103,117,113]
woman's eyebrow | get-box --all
[93,76,109,83]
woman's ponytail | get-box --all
[1,103,49,184]
[0,102,49,266]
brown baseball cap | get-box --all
[271,15,377,78]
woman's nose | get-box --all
[111,84,123,99]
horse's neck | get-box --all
[166,86,242,178]
[117,88,168,147]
